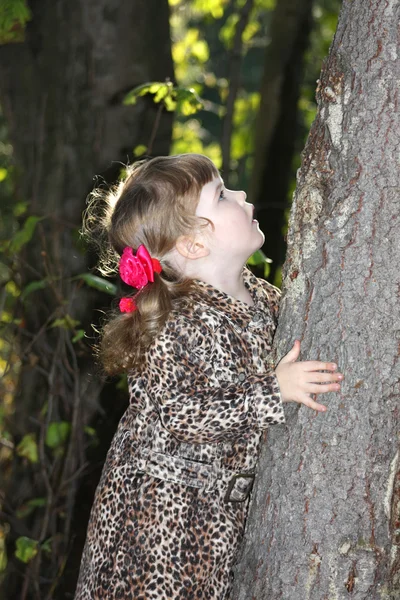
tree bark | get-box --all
[0,1,173,597]
[233,0,400,598]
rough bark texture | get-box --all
[0,1,173,597]
[233,0,400,598]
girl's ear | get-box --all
[175,234,210,260]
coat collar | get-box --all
[190,267,274,332]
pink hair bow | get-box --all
[118,245,162,313]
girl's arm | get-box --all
[143,317,284,444]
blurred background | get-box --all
[0,0,340,597]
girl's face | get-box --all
[195,176,265,263]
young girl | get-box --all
[74,154,343,600]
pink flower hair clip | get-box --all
[118,245,162,313]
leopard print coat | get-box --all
[74,267,285,600]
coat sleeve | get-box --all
[143,316,285,444]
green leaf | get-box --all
[153,84,170,104]
[15,537,38,563]
[21,279,49,301]
[45,421,71,449]
[9,216,43,254]
[75,273,117,295]
[50,315,80,330]
[174,87,204,116]
[0,0,32,45]
[247,249,272,266]
[16,433,38,464]
[72,329,85,343]
[84,426,96,437]
[16,497,46,519]
[133,145,147,157]
[123,82,166,106]
[0,168,7,182]
[41,538,52,555]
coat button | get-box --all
[238,372,246,382]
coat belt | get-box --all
[133,447,255,502]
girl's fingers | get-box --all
[299,393,327,412]
[301,361,338,372]
[280,340,301,364]
[307,382,341,394]
[307,372,343,383]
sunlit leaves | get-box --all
[231,92,260,161]
[124,81,204,116]
[171,120,222,167]
[170,0,228,19]
[219,13,239,49]
[173,28,209,64]
[123,81,172,106]
[192,0,228,19]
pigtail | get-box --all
[99,268,194,375]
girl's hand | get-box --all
[275,340,343,412]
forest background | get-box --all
[0,0,341,597]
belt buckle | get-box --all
[224,473,255,503]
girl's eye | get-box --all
[219,189,226,200]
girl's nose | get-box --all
[238,190,247,205]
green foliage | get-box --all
[15,536,39,563]
[172,120,222,166]
[0,0,32,44]
[247,249,272,279]
[20,279,49,302]
[50,315,80,330]
[75,273,117,295]
[16,498,46,519]
[8,215,43,254]
[72,329,85,343]
[170,0,228,19]
[124,81,204,116]
[16,433,38,464]
[45,421,71,449]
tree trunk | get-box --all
[0,1,173,597]
[233,0,400,598]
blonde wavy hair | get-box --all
[82,153,219,375]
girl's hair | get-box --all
[82,153,219,376]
